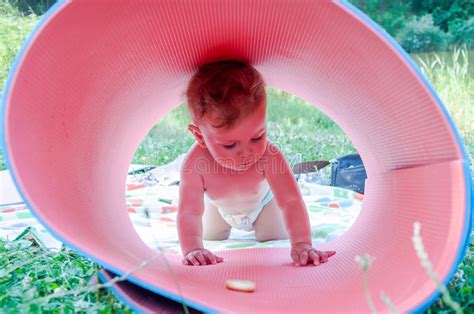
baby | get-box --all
[177,60,336,267]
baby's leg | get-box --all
[252,197,289,242]
[202,199,232,241]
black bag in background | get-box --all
[292,152,367,194]
[330,153,367,194]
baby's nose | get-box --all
[238,147,254,159]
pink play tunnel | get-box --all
[1,0,472,312]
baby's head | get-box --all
[186,60,267,171]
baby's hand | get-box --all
[291,242,336,266]
[182,248,224,266]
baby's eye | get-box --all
[223,143,236,149]
[251,135,264,142]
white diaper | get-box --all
[206,188,274,232]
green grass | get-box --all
[0,1,38,90]
[416,47,474,148]
[0,3,473,313]
[0,239,133,313]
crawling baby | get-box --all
[177,60,336,267]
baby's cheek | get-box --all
[216,148,234,161]
[210,146,228,160]
[214,149,239,167]
[256,141,267,158]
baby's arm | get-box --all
[177,152,223,266]
[263,143,312,245]
[263,143,336,265]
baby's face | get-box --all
[192,104,267,171]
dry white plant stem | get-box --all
[412,221,462,314]
[355,254,377,314]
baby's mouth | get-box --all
[240,161,253,168]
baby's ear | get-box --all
[187,124,207,148]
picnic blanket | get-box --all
[0,156,363,254]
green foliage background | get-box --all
[350,0,474,52]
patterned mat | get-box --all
[0,157,363,253]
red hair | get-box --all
[185,60,266,129]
